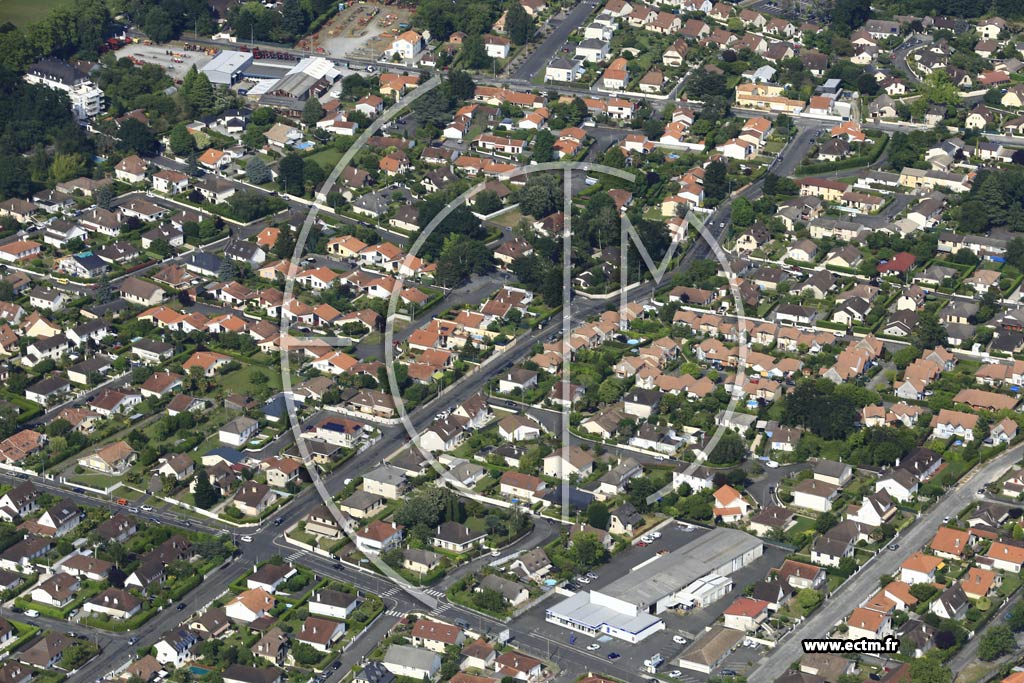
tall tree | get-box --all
[169,123,195,157]
[182,66,215,114]
[506,1,533,45]
[117,118,159,156]
[193,470,220,508]
[532,129,555,163]
[301,96,324,127]
[448,69,476,101]
[273,226,295,259]
[460,34,488,69]
[278,154,305,194]
[246,156,271,184]
[703,160,728,201]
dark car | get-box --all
[72,487,84,493]
[607,653,620,660]
[331,662,341,670]
[176,603,187,610]
[274,517,284,526]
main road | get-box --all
[750,442,1024,682]
[58,108,819,683]
[511,0,600,80]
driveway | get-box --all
[747,463,808,507]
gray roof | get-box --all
[479,574,525,602]
[363,463,406,486]
[596,528,761,608]
[382,644,438,670]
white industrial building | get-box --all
[201,50,255,86]
[545,529,763,643]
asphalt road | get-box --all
[750,442,1024,682]
[512,0,600,80]
[49,105,820,683]
[890,34,930,84]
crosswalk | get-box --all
[428,603,452,616]
[285,551,304,562]
[384,609,406,618]
[381,586,401,598]
[422,588,445,599]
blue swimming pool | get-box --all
[190,666,212,676]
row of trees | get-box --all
[226,0,334,46]
[0,0,110,69]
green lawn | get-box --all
[306,148,343,172]
[488,207,528,228]
[69,471,123,489]
[0,0,61,28]
[220,365,283,395]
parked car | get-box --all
[586,643,600,651]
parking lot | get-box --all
[512,522,790,681]
[115,42,212,80]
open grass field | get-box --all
[0,0,65,26]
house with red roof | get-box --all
[877,251,916,275]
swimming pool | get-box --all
[190,666,212,676]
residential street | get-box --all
[511,0,600,80]
[750,442,1024,682]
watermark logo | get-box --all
[280,75,750,613]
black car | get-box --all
[331,662,341,671]
[607,653,620,660]
[274,517,284,526]
[72,487,84,494]
[176,603,186,610]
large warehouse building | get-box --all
[201,51,254,86]
[545,528,763,643]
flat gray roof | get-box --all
[202,50,252,75]
[546,591,663,635]
[596,528,761,607]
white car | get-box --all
[141,505,153,512]
[650,531,662,539]
[240,535,253,543]
[668,671,683,679]
[586,643,600,651]
[577,576,591,584]
[673,635,687,644]
[765,460,779,469]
